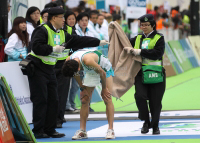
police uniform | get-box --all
[27,7,101,138]
[129,14,166,134]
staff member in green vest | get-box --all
[40,8,49,24]
[27,7,108,139]
[128,14,166,135]
[63,11,76,35]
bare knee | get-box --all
[81,95,90,104]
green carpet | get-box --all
[40,139,200,143]
[91,67,200,112]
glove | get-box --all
[99,40,109,46]
[53,45,65,53]
[130,49,141,56]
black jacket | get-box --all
[27,21,100,74]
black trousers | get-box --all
[134,70,166,128]
[55,68,71,124]
[28,68,58,134]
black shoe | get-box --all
[56,123,63,128]
[89,107,94,112]
[34,132,50,139]
[153,127,160,135]
[46,131,65,138]
[141,123,149,134]
[62,118,67,123]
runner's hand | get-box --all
[101,88,111,100]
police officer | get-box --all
[27,7,108,138]
[128,14,166,135]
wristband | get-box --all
[80,87,86,91]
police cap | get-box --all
[138,14,154,22]
[48,7,65,16]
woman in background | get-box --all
[64,11,77,35]
[76,12,97,51]
[40,8,49,24]
[4,17,29,61]
[25,6,40,41]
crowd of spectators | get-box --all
[1,1,191,63]
[147,5,191,38]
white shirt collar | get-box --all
[77,25,89,33]
[89,20,98,27]
[143,30,154,38]
[52,25,60,33]
[89,20,93,25]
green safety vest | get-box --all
[40,17,43,24]
[30,24,68,65]
[182,15,190,24]
[66,25,72,35]
[134,34,162,66]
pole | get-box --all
[190,0,200,35]
[0,0,8,39]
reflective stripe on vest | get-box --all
[30,24,66,65]
[142,59,162,66]
[30,51,57,65]
[134,34,162,66]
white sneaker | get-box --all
[105,129,115,139]
[73,109,80,113]
[72,130,88,140]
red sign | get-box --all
[0,99,15,143]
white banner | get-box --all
[0,61,32,123]
[66,0,81,8]
[11,0,28,22]
[126,0,146,19]
[105,0,127,11]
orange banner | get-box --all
[0,98,15,143]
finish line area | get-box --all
[30,112,200,143]
[31,68,200,143]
